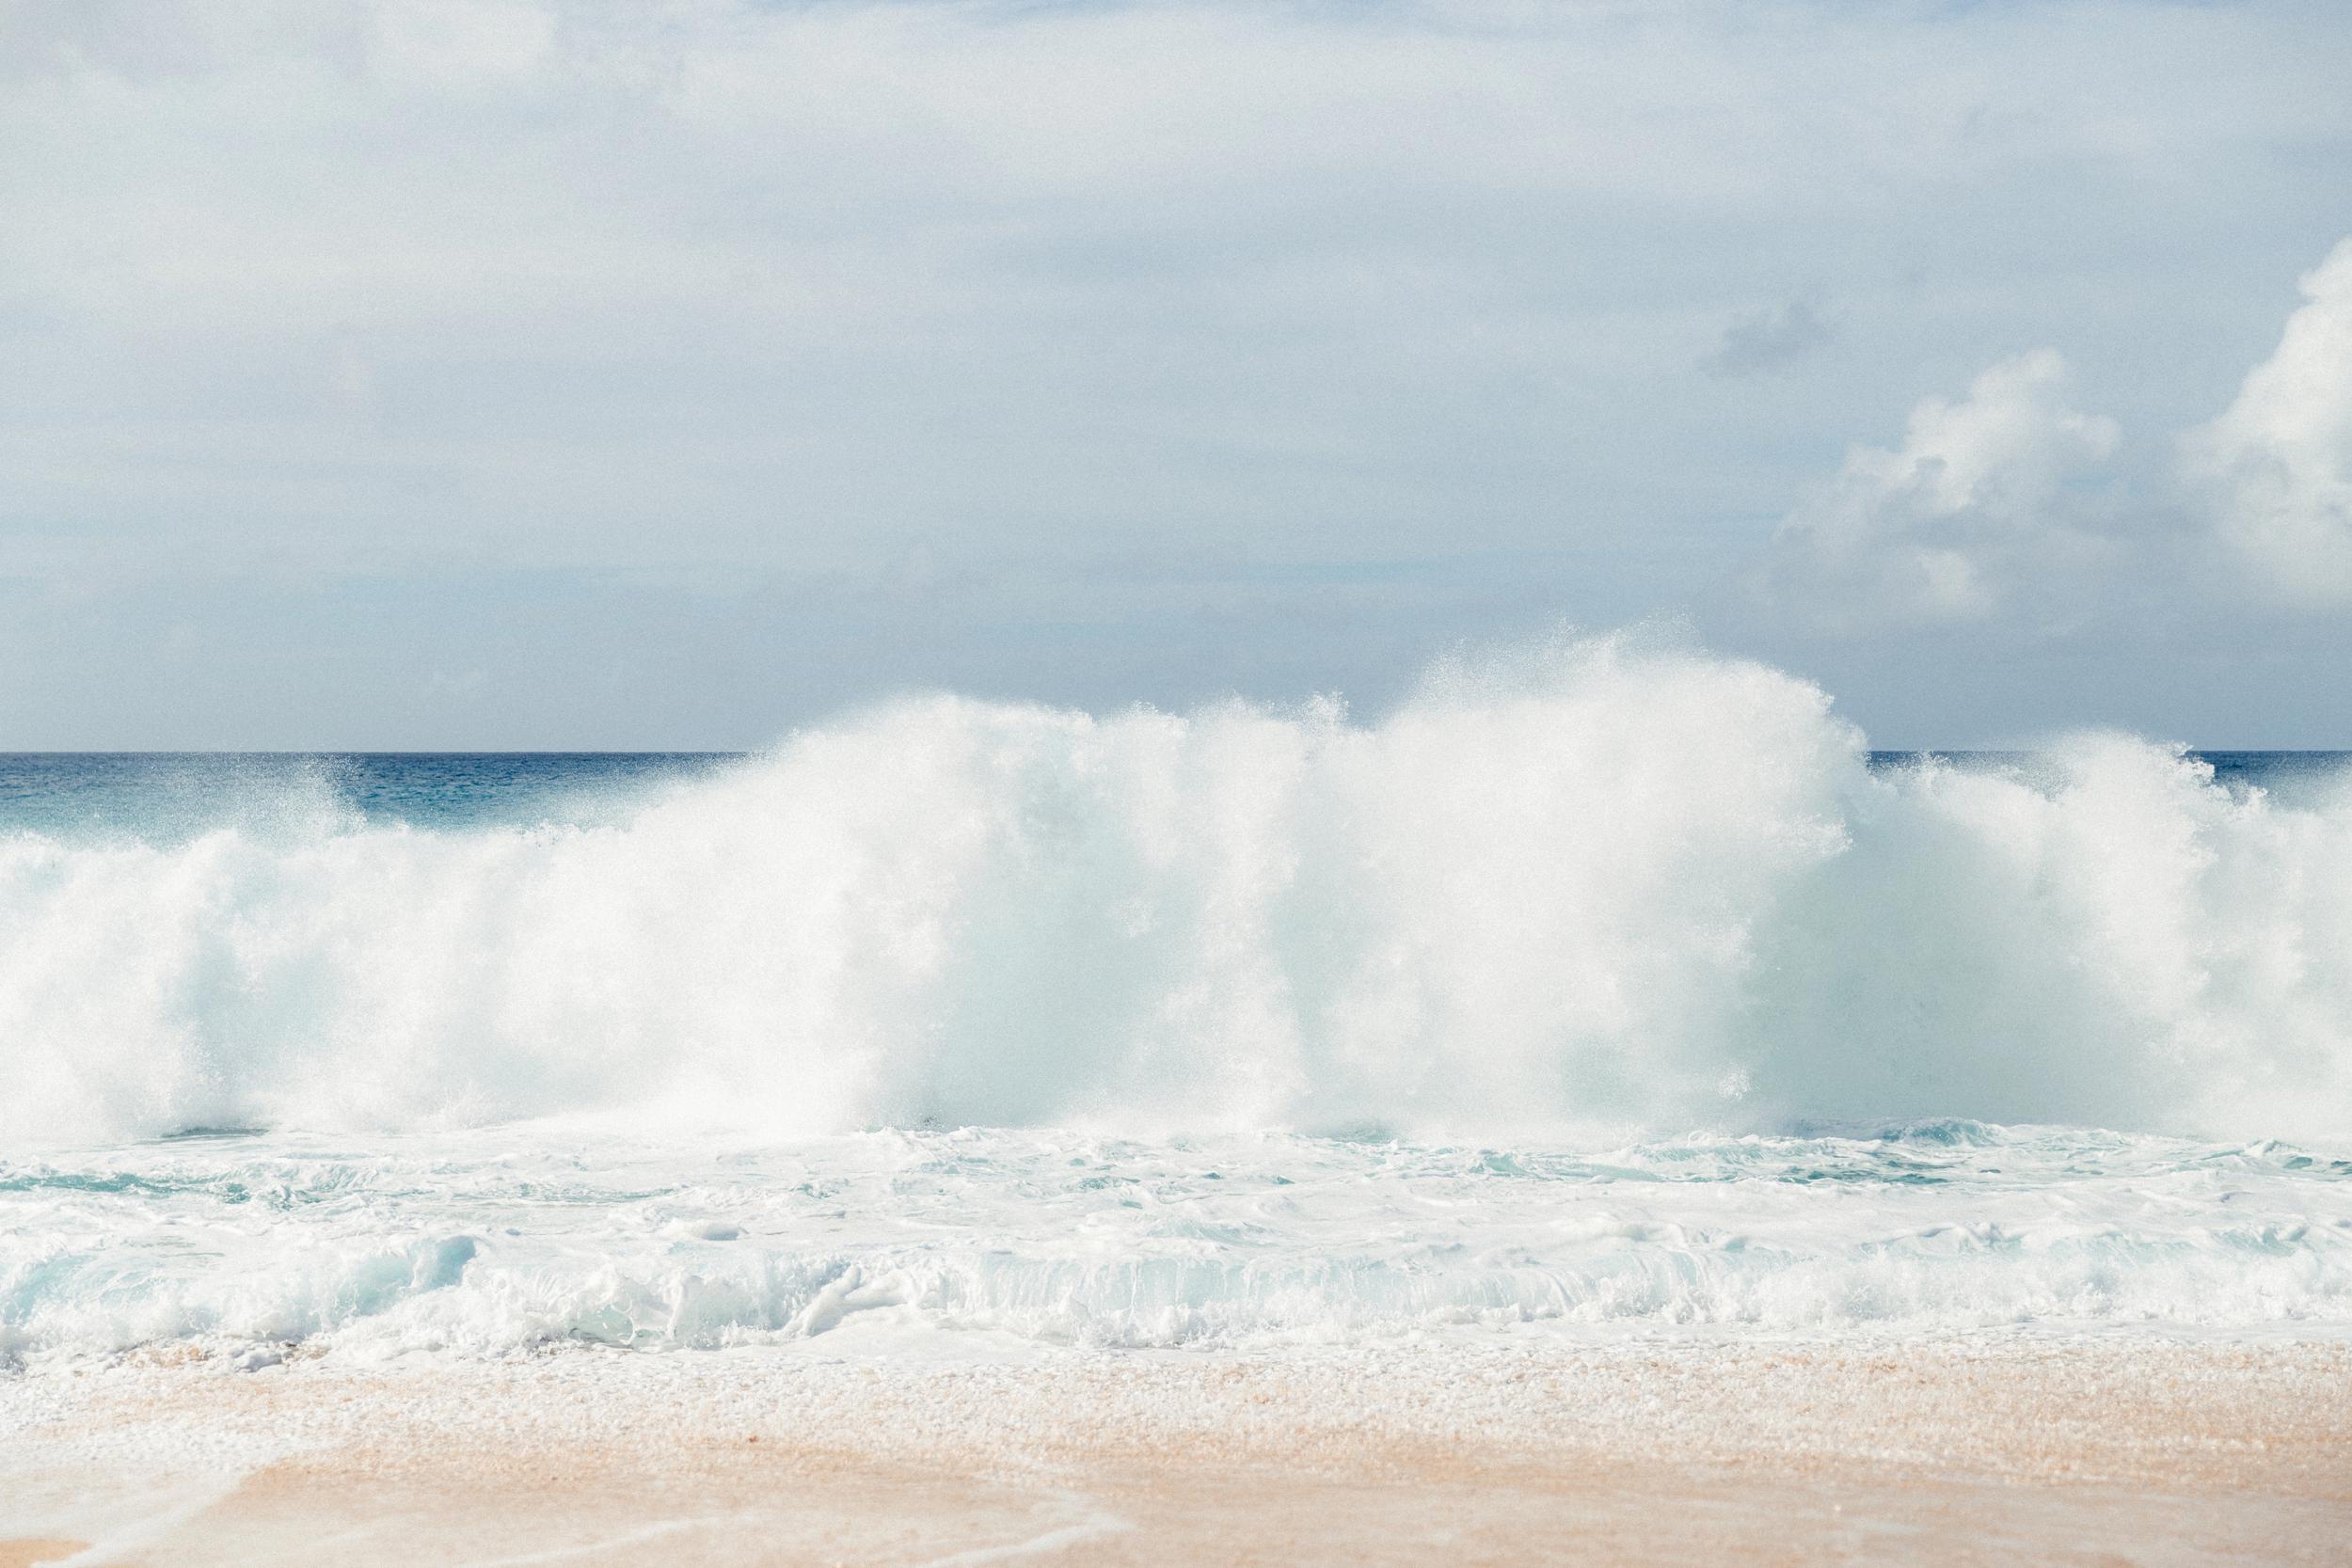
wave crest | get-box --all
[5,637,2351,1146]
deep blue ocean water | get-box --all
[1880,750,2352,808]
[1,751,2343,840]
[0,752,735,839]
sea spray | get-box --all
[3,635,2350,1148]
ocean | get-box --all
[4,642,2351,1367]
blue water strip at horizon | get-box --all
[0,749,2346,838]
[0,752,739,837]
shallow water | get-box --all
[5,1120,2346,1362]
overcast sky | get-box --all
[5,0,2351,749]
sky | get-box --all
[4,0,2351,750]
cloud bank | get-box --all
[2,1,2350,745]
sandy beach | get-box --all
[7,1333,2347,1566]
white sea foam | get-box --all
[3,1123,2347,1361]
[5,632,2351,1148]
[6,637,2352,1360]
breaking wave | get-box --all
[6,634,2352,1148]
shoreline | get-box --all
[8,1332,2349,1566]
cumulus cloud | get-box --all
[1741,234,2352,639]
[1702,301,1835,378]
[2185,238,2352,605]
[1745,351,2120,635]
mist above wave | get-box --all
[5,633,2350,1147]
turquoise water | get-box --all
[5,1121,2347,1360]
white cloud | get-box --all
[2185,238,2352,605]
[1747,350,2120,635]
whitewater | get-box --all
[5,635,2351,1363]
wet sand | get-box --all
[6,1335,2348,1566]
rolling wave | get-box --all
[6,634,2351,1148]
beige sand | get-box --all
[5,1335,2348,1565]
